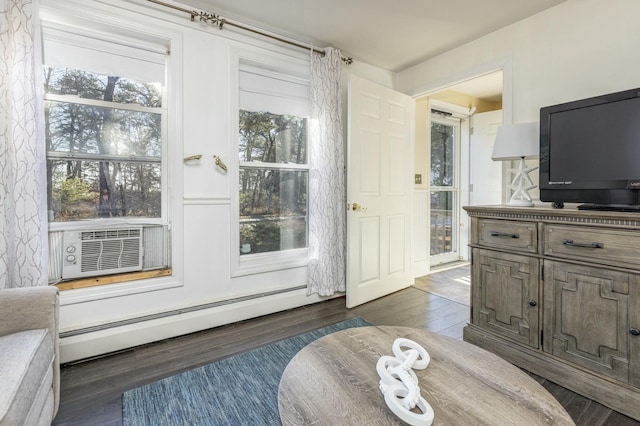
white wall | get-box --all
[398,0,640,268]
[345,61,396,89]
[398,0,640,125]
[46,0,393,362]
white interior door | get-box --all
[346,75,414,308]
[470,110,503,205]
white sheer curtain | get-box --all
[0,0,48,289]
[307,47,345,296]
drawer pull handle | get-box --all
[562,239,604,249]
[631,328,640,336]
[490,231,520,239]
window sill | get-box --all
[56,268,181,306]
[55,268,172,291]
[232,249,308,277]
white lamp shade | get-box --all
[491,122,539,160]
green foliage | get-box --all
[239,218,307,254]
[59,177,95,203]
[240,221,282,253]
[50,177,98,220]
[239,110,307,164]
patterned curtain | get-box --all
[0,0,48,289]
[307,47,345,296]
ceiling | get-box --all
[442,71,504,104]
[181,0,566,73]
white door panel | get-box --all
[346,75,414,308]
[470,110,503,205]
[388,215,406,273]
[359,129,381,195]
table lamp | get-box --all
[491,122,539,207]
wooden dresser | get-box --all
[464,205,640,421]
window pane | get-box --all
[48,160,161,221]
[431,122,455,187]
[45,100,161,157]
[240,217,307,255]
[239,169,307,254]
[44,66,162,107]
[239,110,307,164]
[430,191,454,256]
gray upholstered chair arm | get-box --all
[0,286,59,338]
[0,286,60,414]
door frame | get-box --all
[410,57,512,273]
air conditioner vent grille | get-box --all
[63,227,143,279]
[79,238,141,273]
[81,229,141,241]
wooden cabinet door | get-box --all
[472,248,539,348]
[631,274,640,387]
[543,261,636,384]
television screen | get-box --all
[540,88,640,209]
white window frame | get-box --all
[229,45,311,278]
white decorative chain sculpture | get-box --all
[377,338,435,425]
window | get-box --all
[238,62,310,256]
[430,112,461,263]
[42,24,172,285]
[42,26,166,222]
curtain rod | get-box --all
[146,0,353,64]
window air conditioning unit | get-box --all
[62,228,143,280]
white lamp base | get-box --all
[508,158,537,207]
[508,198,535,207]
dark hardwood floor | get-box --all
[53,280,639,425]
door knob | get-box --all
[351,202,367,212]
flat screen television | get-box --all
[539,87,640,211]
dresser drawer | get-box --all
[544,224,640,269]
[478,219,537,253]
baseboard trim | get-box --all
[60,288,336,363]
[60,285,307,338]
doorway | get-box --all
[416,70,504,273]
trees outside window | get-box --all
[44,66,163,222]
[238,110,308,255]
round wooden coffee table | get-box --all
[278,326,575,425]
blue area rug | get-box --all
[122,317,371,425]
